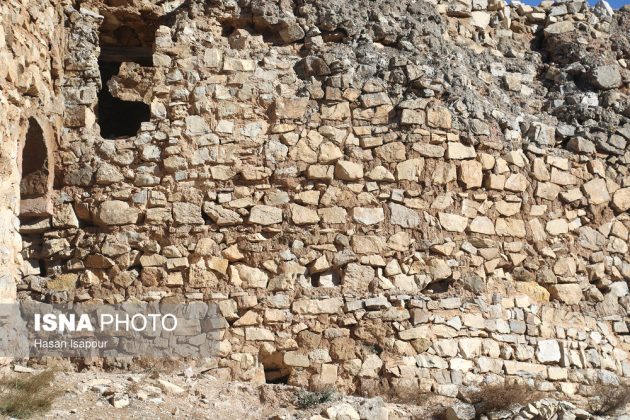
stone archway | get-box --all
[18,117,54,218]
[18,117,55,279]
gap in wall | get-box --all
[97,60,150,139]
[97,19,155,139]
[260,352,291,384]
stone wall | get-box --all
[8,0,630,397]
[0,0,65,307]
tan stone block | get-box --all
[505,173,528,192]
[549,283,582,305]
[400,109,425,125]
[546,218,569,236]
[284,351,310,367]
[335,160,364,180]
[438,212,468,232]
[318,207,347,224]
[395,158,424,182]
[536,182,561,200]
[447,143,477,160]
[470,216,495,235]
[612,187,630,212]
[582,177,610,205]
[292,298,343,314]
[290,204,320,225]
[427,106,452,129]
[306,165,334,181]
[375,142,407,162]
[458,160,483,188]
[249,205,283,225]
[485,174,505,190]
[515,281,550,302]
[274,97,309,119]
[495,218,526,238]
[352,207,384,225]
[245,327,274,341]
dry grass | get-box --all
[0,370,61,418]
[132,357,182,377]
[466,382,543,415]
[590,384,630,415]
[356,379,437,407]
[295,386,335,409]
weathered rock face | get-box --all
[4,0,630,399]
[0,0,64,307]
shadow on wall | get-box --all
[20,120,49,200]
[19,117,55,279]
[97,60,150,139]
[96,17,154,139]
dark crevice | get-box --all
[310,272,321,287]
[20,119,48,199]
[97,60,150,139]
[261,352,291,384]
[97,14,155,139]
[265,371,289,384]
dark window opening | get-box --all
[97,60,150,139]
[261,352,291,384]
[20,119,48,199]
[97,18,154,139]
[265,370,290,385]
[424,279,451,294]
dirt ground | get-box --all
[11,369,450,420]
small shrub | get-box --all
[0,370,61,418]
[355,379,437,408]
[295,387,335,409]
[590,384,630,415]
[467,382,542,415]
[133,357,181,377]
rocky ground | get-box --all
[2,0,630,418]
[14,369,445,420]
[2,366,628,420]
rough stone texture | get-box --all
[0,0,63,307]
[3,0,630,399]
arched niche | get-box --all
[18,117,55,218]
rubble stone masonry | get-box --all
[4,0,630,397]
[0,0,64,305]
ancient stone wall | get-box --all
[9,0,630,397]
[0,0,65,306]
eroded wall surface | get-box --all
[8,0,630,396]
[0,0,64,307]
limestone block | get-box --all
[439,213,468,232]
[95,201,139,226]
[536,339,561,363]
[549,284,582,305]
[458,160,483,188]
[249,205,283,225]
[335,160,364,180]
[352,207,384,225]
